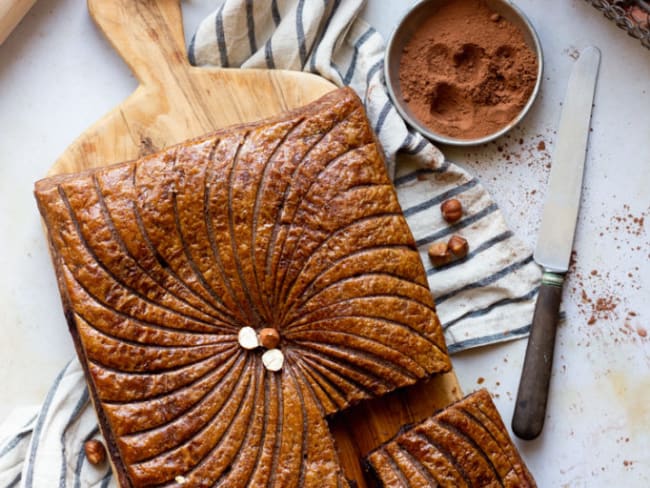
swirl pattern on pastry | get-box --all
[35,88,451,487]
[365,389,537,488]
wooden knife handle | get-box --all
[512,270,564,440]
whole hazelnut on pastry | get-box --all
[440,198,463,223]
[259,328,281,349]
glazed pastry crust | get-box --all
[35,87,451,487]
[366,389,536,488]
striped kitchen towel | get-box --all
[189,0,541,352]
[0,1,542,486]
[0,362,111,488]
[188,0,445,180]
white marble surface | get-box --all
[1,0,649,486]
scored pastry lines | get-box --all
[262,108,360,317]
[134,144,247,326]
[365,390,537,487]
[203,147,253,325]
[278,212,406,321]
[35,89,451,487]
[249,118,307,322]
[91,172,227,324]
[226,131,266,327]
[106,352,245,439]
[272,142,378,305]
[55,183,236,331]
[274,147,388,308]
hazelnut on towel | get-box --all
[428,241,453,267]
[440,198,463,223]
[84,439,107,465]
[448,234,469,258]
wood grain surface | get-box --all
[49,0,336,176]
[0,0,36,45]
[47,0,462,485]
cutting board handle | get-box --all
[87,0,188,86]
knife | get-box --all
[512,46,601,440]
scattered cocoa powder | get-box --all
[595,297,618,315]
[399,0,538,140]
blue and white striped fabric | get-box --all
[189,0,446,179]
[0,1,542,485]
[0,362,112,488]
[393,160,540,352]
[189,0,541,351]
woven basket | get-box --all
[587,0,650,49]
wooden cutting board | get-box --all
[48,0,462,485]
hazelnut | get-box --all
[259,328,280,349]
[262,348,285,372]
[237,326,259,350]
[428,241,453,267]
[440,198,463,223]
[448,235,469,259]
[84,439,106,465]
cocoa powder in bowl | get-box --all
[398,0,539,140]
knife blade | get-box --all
[512,46,601,440]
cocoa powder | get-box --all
[399,0,538,140]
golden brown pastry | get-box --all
[365,389,536,487]
[34,87,451,487]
